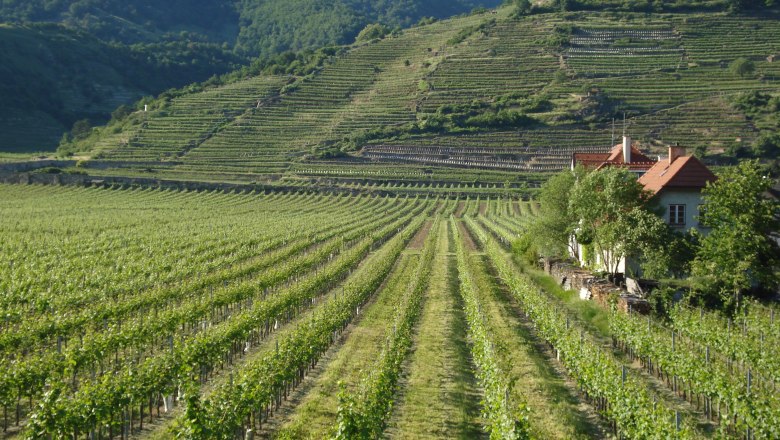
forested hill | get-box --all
[0,0,504,53]
[0,0,502,152]
[234,0,504,57]
[0,1,239,44]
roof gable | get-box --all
[573,142,656,171]
[638,155,717,194]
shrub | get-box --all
[729,57,755,77]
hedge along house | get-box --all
[570,139,716,278]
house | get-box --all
[637,145,717,232]
[568,141,717,277]
[571,136,657,175]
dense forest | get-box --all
[0,0,504,151]
[0,24,244,152]
[235,0,504,57]
[0,0,504,54]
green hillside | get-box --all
[0,0,501,152]
[0,24,245,152]
[59,4,780,188]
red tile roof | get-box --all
[572,143,656,171]
[604,143,655,164]
[638,155,717,195]
[596,144,656,172]
[573,152,610,169]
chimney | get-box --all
[669,143,685,164]
[622,136,631,163]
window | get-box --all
[669,204,686,226]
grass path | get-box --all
[385,222,485,439]
[267,250,422,439]
[464,244,605,439]
[523,264,716,435]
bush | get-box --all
[751,132,780,157]
[70,119,92,140]
[110,105,132,122]
[464,110,536,128]
[729,57,755,77]
[355,23,390,43]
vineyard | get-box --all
[0,183,778,439]
[20,5,775,190]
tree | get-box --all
[729,57,755,78]
[751,132,780,157]
[70,119,91,140]
[692,160,780,311]
[526,168,580,262]
[510,0,533,16]
[355,23,390,43]
[568,167,665,276]
[111,104,132,122]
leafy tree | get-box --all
[751,132,780,157]
[70,119,91,140]
[692,160,780,311]
[509,0,533,16]
[569,167,664,276]
[729,57,755,78]
[526,168,580,262]
[110,104,133,122]
[355,23,391,43]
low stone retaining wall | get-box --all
[547,260,651,314]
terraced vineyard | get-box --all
[2,184,778,439]
[49,5,777,187]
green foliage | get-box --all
[355,23,392,43]
[464,110,535,128]
[692,160,780,310]
[729,57,756,78]
[468,218,694,438]
[110,105,132,122]
[731,91,780,161]
[526,169,579,260]
[512,232,539,265]
[236,0,502,57]
[448,18,496,45]
[335,218,439,440]
[452,219,532,439]
[568,167,660,276]
[647,285,679,317]
[0,24,244,151]
[70,119,92,140]
[751,132,780,157]
[0,1,503,152]
[509,0,533,17]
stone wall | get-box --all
[547,260,651,314]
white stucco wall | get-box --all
[655,189,707,232]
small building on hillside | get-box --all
[638,145,717,232]
[571,136,657,175]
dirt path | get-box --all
[457,220,480,252]
[454,201,466,218]
[386,222,485,439]
[409,219,433,250]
